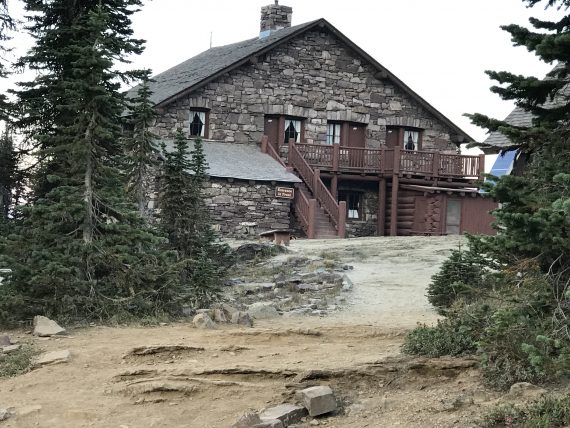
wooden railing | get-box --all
[293,142,484,180]
[261,135,287,167]
[293,188,317,239]
[289,141,346,238]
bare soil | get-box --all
[0,236,513,428]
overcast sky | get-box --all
[4,0,559,149]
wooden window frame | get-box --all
[282,116,305,145]
[189,108,210,139]
[386,126,423,150]
[339,191,363,220]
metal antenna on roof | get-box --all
[210,32,213,49]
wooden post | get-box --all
[278,116,285,147]
[338,201,347,238]
[331,175,338,200]
[313,168,320,195]
[380,146,386,173]
[288,138,295,166]
[378,178,386,236]
[478,154,486,181]
[261,135,268,153]
[432,151,440,178]
[390,175,399,236]
[332,143,340,172]
[393,146,401,174]
[308,199,317,239]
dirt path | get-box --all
[1,236,495,428]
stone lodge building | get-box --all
[136,1,496,239]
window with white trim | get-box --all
[403,130,419,151]
[326,123,341,145]
[284,119,301,143]
[189,110,207,137]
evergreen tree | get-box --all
[0,129,17,221]
[124,70,158,216]
[0,2,181,323]
[160,130,232,307]
[467,0,570,272]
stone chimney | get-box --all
[260,1,293,38]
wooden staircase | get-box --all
[296,183,339,239]
[260,135,346,239]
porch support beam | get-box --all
[390,175,399,236]
[378,178,386,236]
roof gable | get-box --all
[133,18,473,144]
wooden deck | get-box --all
[293,142,484,180]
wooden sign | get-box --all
[275,187,294,199]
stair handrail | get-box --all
[293,188,316,239]
[261,135,287,168]
[289,140,346,238]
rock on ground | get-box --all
[300,385,337,417]
[0,336,11,346]
[35,350,71,367]
[193,313,216,330]
[254,420,284,428]
[509,382,547,398]
[231,312,253,327]
[1,344,21,354]
[231,411,262,428]
[212,308,228,323]
[259,404,307,426]
[0,408,9,421]
[33,315,66,337]
[247,302,279,320]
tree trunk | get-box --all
[83,111,96,244]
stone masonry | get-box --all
[151,28,459,153]
[204,178,292,238]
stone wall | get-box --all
[152,27,458,153]
[204,178,293,238]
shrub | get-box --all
[0,344,36,378]
[479,395,570,428]
[427,239,495,315]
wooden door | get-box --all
[348,123,366,148]
[264,116,280,151]
[445,199,462,235]
[386,127,400,148]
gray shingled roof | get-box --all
[128,21,318,106]
[160,140,301,183]
[483,107,534,150]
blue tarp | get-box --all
[490,149,518,177]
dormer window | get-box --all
[284,119,302,143]
[189,109,208,138]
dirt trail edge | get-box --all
[1,236,505,428]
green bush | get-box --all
[427,239,495,315]
[480,395,570,428]
[0,345,36,378]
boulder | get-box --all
[342,274,353,291]
[32,316,66,337]
[35,350,71,366]
[509,382,547,398]
[259,404,307,426]
[221,303,239,319]
[212,308,228,323]
[231,312,253,327]
[0,336,11,346]
[254,420,284,428]
[0,408,9,422]
[192,313,216,330]
[300,386,337,417]
[231,411,262,428]
[247,302,279,320]
[1,344,21,354]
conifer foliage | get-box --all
[0,1,224,323]
[406,0,570,389]
[160,130,232,308]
